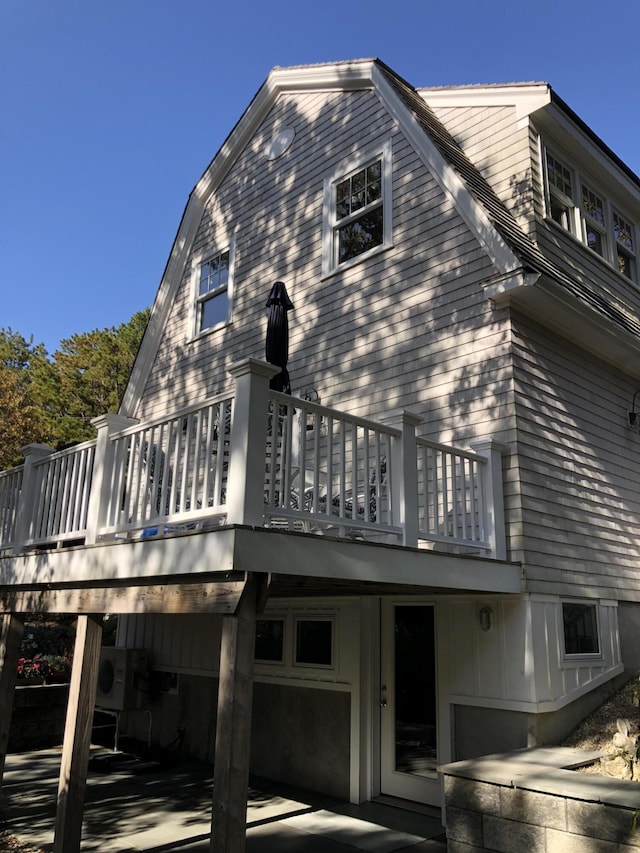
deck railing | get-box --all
[0,359,506,558]
[0,465,24,551]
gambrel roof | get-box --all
[121,59,640,416]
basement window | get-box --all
[255,618,285,663]
[294,618,333,667]
[562,602,600,656]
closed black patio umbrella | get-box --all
[265,281,294,393]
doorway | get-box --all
[380,601,439,804]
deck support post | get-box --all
[0,613,25,784]
[14,444,55,550]
[53,614,103,853]
[227,359,279,526]
[470,438,507,560]
[381,410,423,547]
[85,413,138,544]
[210,573,263,853]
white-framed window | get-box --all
[581,183,607,258]
[562,601,600,657]
[614,210,636,279]
[322,141,392,276]
[191,240,235,336]
[545,151,577,235]
[542,146,637,282]
[253,610,337,674]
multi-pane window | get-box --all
[562,602,600,656]
[196,249,230,333]
[323,142,391,275]
[543,147,637,282]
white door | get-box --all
[380,601,440,804]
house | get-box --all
[1,57,640,851]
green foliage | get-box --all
[21,620,76,658]
[0,308,149,467]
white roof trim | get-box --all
[121,61,522,415]
[418,84,551,122]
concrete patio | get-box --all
[0,747,447,852]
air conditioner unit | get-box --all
[95,648,149,711]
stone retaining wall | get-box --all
[9,684,69,752]
[440,747,640,852]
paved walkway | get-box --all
[0,748,447,852]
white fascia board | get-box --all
[120,61,376,417]
[373,66,521,275]
[533,101,640,204]
[418,83,551,123]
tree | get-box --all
[0,330,50,468]
[0,308,149,467]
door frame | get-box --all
[365,596,451,807]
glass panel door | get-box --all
[380,602,439,804]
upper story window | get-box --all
[546,153,577,234]
[581,184,606,257]
[543,147,637,282]
[322,141,392,276]
[614,210,636,278]
[191,241,235,336]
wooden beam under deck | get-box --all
[0,573,249,615]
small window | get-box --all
[255,618,284,662]
[562,602,600,656]
[294,618,333,667]
[322,142,392,275]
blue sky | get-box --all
[2,0,639,356]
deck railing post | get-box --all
[227,359,279,527]
[85,414,138,545]
[14,444,55,550]
[469,438,508,560]
[380,410,422,547]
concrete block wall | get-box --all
[442,751,640,852]
[9,684,69,752]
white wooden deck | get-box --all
[0,358,509,589]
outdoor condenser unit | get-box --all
[95,648,149,711]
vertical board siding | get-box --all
[512,312,640,596]
[442,595,619,708]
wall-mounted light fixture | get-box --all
[479,606,493,632]
[629,389,640,428]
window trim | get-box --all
[190,237,236,339]
[321,140,393,277]
[561,600,602,660]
